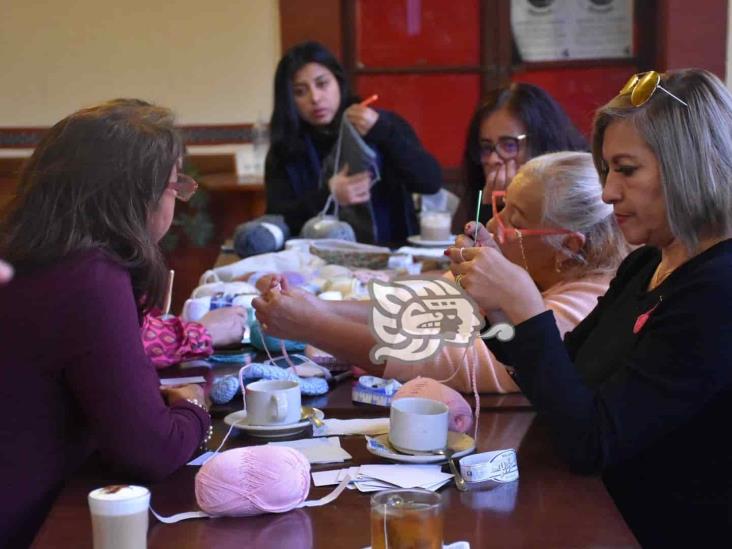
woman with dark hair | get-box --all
[0,100,212,547]
[453,83,587,232]
[265,41,442,245]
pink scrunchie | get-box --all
[393,377,474,433]
[195,446,310,516]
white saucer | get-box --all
[366,432,475,464]
[224,408,324,438]
[407,235,456,247]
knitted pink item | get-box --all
[195,446,310,516]
[393,377,474,433]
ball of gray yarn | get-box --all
[233,215,290,258]
[300,215,356,241]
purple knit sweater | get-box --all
[0,249,209,547]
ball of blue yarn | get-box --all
[249,322,306,353]
[210,375,241,405]
[300,215,356,241]
[233,215,290,258]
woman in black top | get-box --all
[264,41,442,245]
[448,69,732,546]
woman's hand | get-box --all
[447,244,545,324]
[344,104,379,136]
[199,307,247,347]
[252,288,325,341]
[482,159,518,199]
[161,383,207,408]
[328,165,371,206]
[453,221,493,249]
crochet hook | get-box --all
[162,269,175,319]
[360,94,379,107]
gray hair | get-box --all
[592,68,732,252]
[519,151,630,277]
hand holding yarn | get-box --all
[453,222,494,251]
[328,164,371,206]
[161,383,207,408]
[344,103,379,136]
[252,287,324,340]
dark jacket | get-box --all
[265,109,442,246]
[487,241,732,547]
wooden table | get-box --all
[31,381,637,548]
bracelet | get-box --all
[185,398,214,448]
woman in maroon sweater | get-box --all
[0,100,211,548]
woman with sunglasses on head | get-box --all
[0,100,214,547]
[253,152,628,394]
[453,83,587,233]
[265,41,442,245]
[449,69,732,546]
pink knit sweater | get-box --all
[383,274,612,393]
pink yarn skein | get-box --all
[195,446,310,516]
[394,377,474,433]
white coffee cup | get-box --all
[389,397,449,454]
[88,485,150,549]
[245,379,301,426]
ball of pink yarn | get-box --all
[195,446,310,516]
[394,377,473,433]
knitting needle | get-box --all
[473,190,483,242]
[360,94,379,107]
[162,269,175,319]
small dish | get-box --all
[407,235,457,247]
[224,408,325,438]
[366,432,475,464]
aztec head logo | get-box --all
[368,278,484,364]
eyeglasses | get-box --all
[478,135,527,161]
[618,71,688,107]
[491,190,574,245]
[169,172,198,202]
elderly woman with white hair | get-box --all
[253,151,629,393]
[448,68,732,546]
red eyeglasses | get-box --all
[169,172,198,202]
[491,190,574,244]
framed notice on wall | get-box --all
[511,0,633,62]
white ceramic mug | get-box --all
[389,397,449,454]
[245,379,301,426]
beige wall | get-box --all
[0,0,280,126]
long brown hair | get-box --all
[0,99,182,311]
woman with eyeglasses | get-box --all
[252,151,628,394]
[265,41,442,245]
[453,83,587,233]
[449,69,732,546]
[0,100,214,547]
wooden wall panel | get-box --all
[279,0,342,59]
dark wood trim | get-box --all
[354,65,484,75]
[0,123,256,149]
[341,0,357,81]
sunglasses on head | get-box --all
[618,71,687,107]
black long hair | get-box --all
[269,41,355,159]
[0,99,182,311]
[454,83,588,230]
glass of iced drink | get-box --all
[370,489,443,549]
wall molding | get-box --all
[0,123,255,149]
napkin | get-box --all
[313,418,389,437]
[268,437,352,464]
[312,464,453,493]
